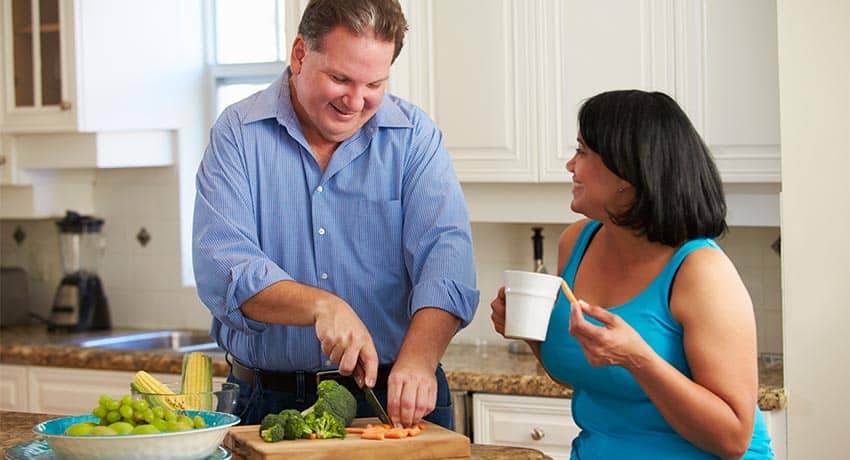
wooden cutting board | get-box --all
[224,417,471,460]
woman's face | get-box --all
[566,135,631,219]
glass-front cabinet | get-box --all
[2,0,75,131]
[11,0,65,110]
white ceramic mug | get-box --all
[503,270,563,341]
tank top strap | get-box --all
[561,220,603,284]
[655,238,722,298]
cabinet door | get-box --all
[1,0,77,131]
[473,393,578,460]
[399,0,538,182]
[0,364,29,411]
[763,408,787,460]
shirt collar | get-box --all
[241,67,412,131]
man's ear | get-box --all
[290,36,306,74]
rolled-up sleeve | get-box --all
[193,109,292,334]
[402,109,479,327]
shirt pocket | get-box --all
[358,199,404,271]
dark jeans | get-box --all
[227,364,454,431]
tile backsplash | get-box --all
[0,181,782,355]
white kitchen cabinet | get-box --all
[472,393,578,460]
[398,0,779,185]
[763,408,787,460]
[0,364,29,411]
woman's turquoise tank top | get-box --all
[539,220,773,459]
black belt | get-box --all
[228,357,392,395]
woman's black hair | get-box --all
[578,90,727,246]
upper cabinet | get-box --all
[396,0,780,185]
[0,0,189,135]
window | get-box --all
[206,0,301,120]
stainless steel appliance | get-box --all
[47,211,111,332]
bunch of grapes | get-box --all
[64,394,207,436]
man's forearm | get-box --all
[396,307,461,370]
[240,280,342,326]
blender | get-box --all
[48,211,111,331]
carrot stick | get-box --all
[561,279,579,305]
[309,433,317,440]
[408,427,422,437]
[345,427,366,434]
[384,428,409,439]
[361,431,385,440]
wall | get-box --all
[777,0,850,457]
[1,213,781,355]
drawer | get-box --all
[472,393,579,460]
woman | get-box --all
[491,90,773,459]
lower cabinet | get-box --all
[472,393,579,460]
[0,365,225,415]
[763,408,787,460]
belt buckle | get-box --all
[315,369,341,386]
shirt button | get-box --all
[320,273,328,280]
[316,185,323,193]
[318,227,326,235]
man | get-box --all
[193,0,478,430]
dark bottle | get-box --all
[532,227,547,274]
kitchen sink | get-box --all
[71,330,224,354]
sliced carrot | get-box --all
[345,427,366,434]
[309,433,317,440]
[361,431,385,440]
[418,423,426,430]
[382,424,392,430]
[408,427,422,437]
[384,428,409,439]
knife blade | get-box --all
[363,386,393,426]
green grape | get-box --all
[65,422,96,436]
[92,406,107,419]
[131,424,160,435]
[192,415,207,429]
[106,410,121,423]
[164,410,177,423]
[131,399,148,412]
[120,395,133,406]
[176,415,194,426]
[105,399,120,411]
[98,395,114,408]
[166,421,193,432]
[108,421,134,435]
[119,404,134,420]
[151,406,165,419]
[90,426,118,436]
[142,408,155,424]
[151,419,169,432]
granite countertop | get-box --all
[0,411,550,459]
[0,326,786,410]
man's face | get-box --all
[289,26,395,147]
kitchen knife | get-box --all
[364,386,393,426]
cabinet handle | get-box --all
[530,427,545,441]
[60,101,72,111]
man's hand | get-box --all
[386,359,437,428]
[314,300,379,387]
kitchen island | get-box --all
[0,411,551,459]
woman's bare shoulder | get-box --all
[557,218,593,273]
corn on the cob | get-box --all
[180,352,213,410]
[130,370,185,410]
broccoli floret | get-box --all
[277,409,312,440]
[259,413,281,434]
[260,423,286,442]
[300,380,357,427]
[306,411,347,439]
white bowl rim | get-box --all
[33,411,240,440]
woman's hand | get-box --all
[490,287,507,337]
[569,300,653,370]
